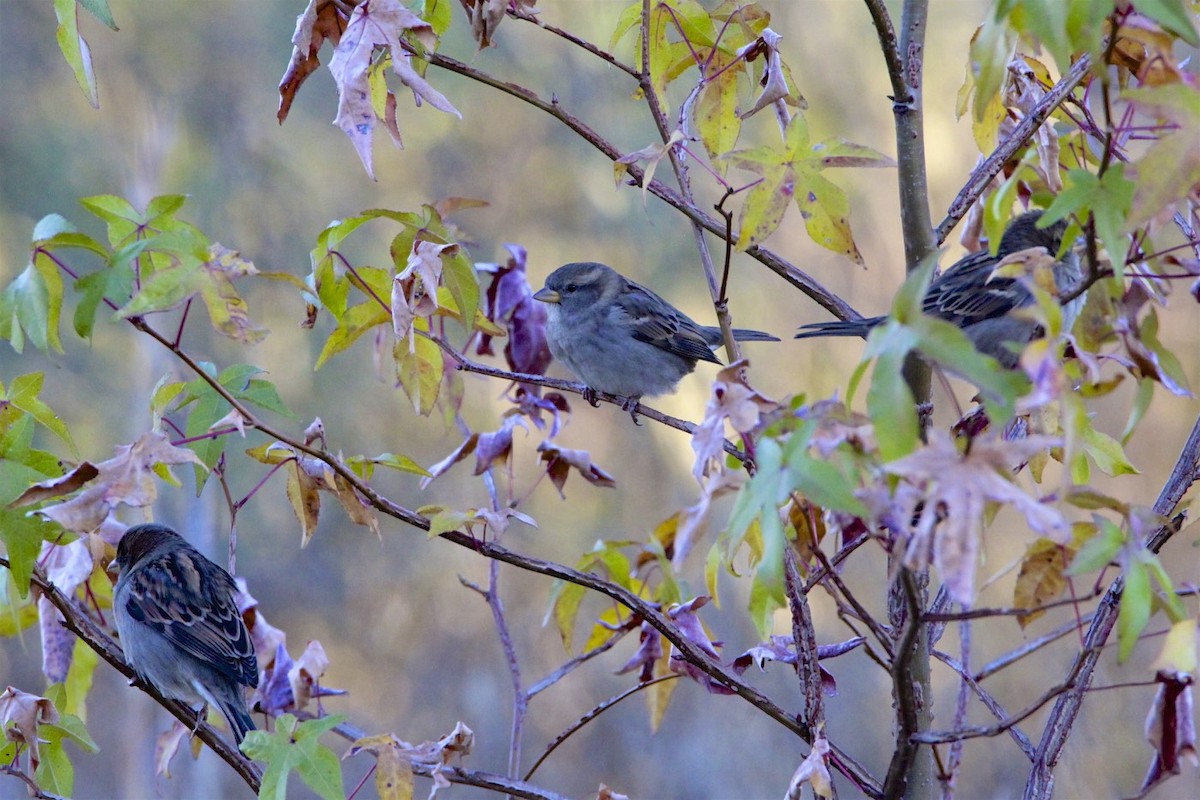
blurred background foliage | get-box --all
[1,1,1197,798]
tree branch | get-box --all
[13,559,262,791]
[937,55,1092,244]
[1024,412,1200,799]
[423,51,858,321]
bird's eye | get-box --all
[564,283,578,293]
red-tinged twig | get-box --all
[522,675,679,782]
[119,318,884,796]
[937,55,1093,244]
[1024,416,1200,799]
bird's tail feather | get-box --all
[730,328,781,342]
[218,697,255,744]
[794,318,878,340]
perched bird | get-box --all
[795,211,1082,367]
[533,262,779,409]
[110,523,258,744]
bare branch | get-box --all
[1025,413,1200,799]
[937,55,1092,244]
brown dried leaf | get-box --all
[537,441,616,496]
[236,578,288,667]
[7,462,99,508]
[0,686,59,771]
[287,640,330,711]
[286,458,322,546]
[786,732,833,799]
[885,431,1068,603]
[1140,670,1197,795]
[691,359,779,481]
[278,0,348,123]
[35,431,205,534]
[1013,536,1069,628]
[154,720,191,778]
[328,0,460,179]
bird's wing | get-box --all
[924,250,1029,326]
[122,549,258,687]
[616,281,722,364]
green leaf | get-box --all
[63,639,100,722]
[242,714,346,800]
[3,264,53,353]
[793,169,862,264]
[1082,427,1139,477]
[781,428,868,517]
[547,578,587,653]
[78,0,117,29]
[0,507,58,598]
[52,0,98,107]
[79,194,140,245]
[441,247,479,334]
[1041,166,1135,275]
[695,51,741,161]
[5,373,77,455]
[422,0,453,36]
[866,343,918,461]
[748,568,785,639]
[33,731,74,796]
[1117,555,1151,662]
[314,301,391,369]
[1068,517,1124,574]
[395,329,443,416]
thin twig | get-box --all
[937,55,1092,244]
[522,675,679,782]
[1024,413,1200,799]
[432,336,749,461]
[422,51,857,320]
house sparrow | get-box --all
[533,262,779,409]
[795,211,1082,367]
[110,523,258,744]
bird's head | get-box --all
[109,523,184,576]
[533,262,623,311]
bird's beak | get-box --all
[106,556,123,579]
[532,287,560,304]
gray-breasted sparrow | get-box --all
[795,211,1082,368]
[533,262,778,409]
[110,523,258,743]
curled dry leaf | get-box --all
[597,784,631,800]
[691,360,779,482]
[0,686,59,771]
[288,640,331,711]
[615,623,663,682]
[236,578,288,666]
[278,0,348,123]
[537,440,616,496]
[666,597,733,695]
[154,720,196,778]
[883,430,1068,604]
[1139,670,1197,796]
[31,430,204,535]
[738,28,805,120]
[328,0,461,179]
[393,241,453,343]
[614,129,685,206]
[1004,57,1062,192]
[785,731,833,799]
